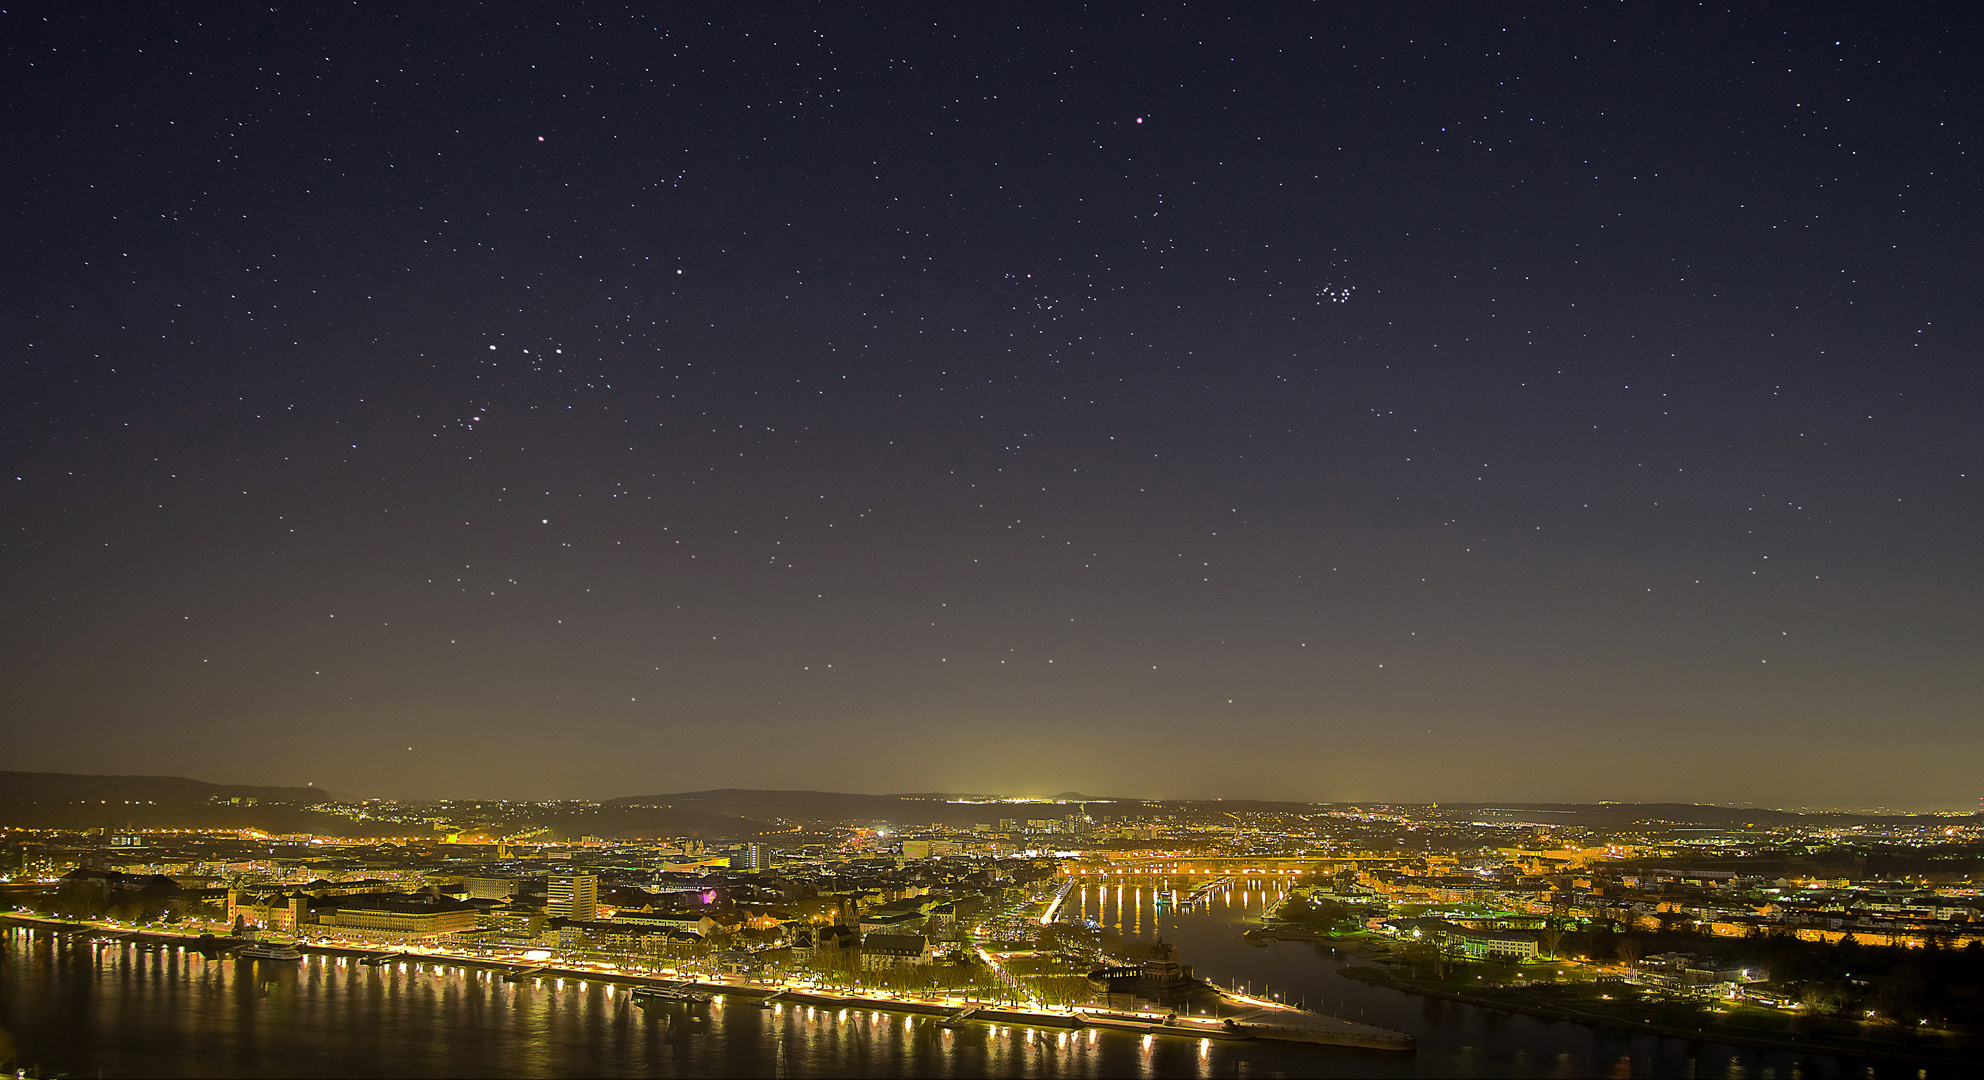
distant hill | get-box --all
[604,791,1981,829]
[1436,802,1978,828]
[0,771,345,806]
[10,775,1965,835]
[605,788,1121,827]
[0,773,765,838]
[527,804,771,841]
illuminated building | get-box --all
[857,934,932,970]
[465,876,517,899]
[547,872,598,920]
[313,894,481,940]
[1452,929,1541,960]
[226,888,307,932]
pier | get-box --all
[1180,877,1235,908]
[1039,879,1077,924]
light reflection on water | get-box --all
[1065,874,1950,1078]
[0,917,1951,1078]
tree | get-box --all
[1277,895,1315,922]
[1799,983,1846,1017]
[49,882,98,920]
[1399,938,1447,979]
[1655,912,1696,934]
[1031,975,1096,1009]
[1274,895,1361,934]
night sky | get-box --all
[3,4,1978,808]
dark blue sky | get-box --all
[3,3,1978,807]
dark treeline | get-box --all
[24,878,220,924]
[1563,923,1984,1032]
[1273,894,1366,934]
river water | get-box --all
[0,897,1956,1078]
[1062,876,1954,1079]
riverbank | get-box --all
[0,915,1406,1052]
[1245,925,1331,945]
[1337,964,1973,1065]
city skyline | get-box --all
[3,5,1979,808]
[10,765,1981,1073]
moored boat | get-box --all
[633,985,710,1005]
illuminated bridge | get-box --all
[1066,854,1394,878]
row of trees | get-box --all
[23,879,222,924]
[1272,894,1368,935]
[1561,922,1984,1032]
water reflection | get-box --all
[1061,874,1947,1078]
[0,913,1954,1079]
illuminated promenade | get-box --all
[1,912,1411,1051]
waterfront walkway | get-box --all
[2,913,1412,1052]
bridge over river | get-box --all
[1065,854,1395,878]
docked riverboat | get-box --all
[236,940,304,961]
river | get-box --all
[1062,875,1959,1078]
[0,901,1958,1077]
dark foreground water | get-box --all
[0,899,1959,1078]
